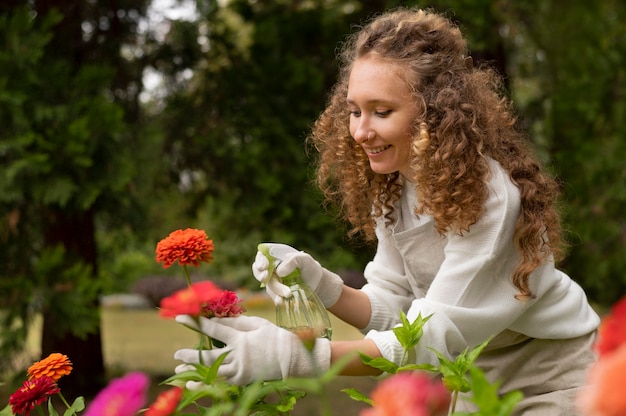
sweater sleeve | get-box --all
[365,161,599,367]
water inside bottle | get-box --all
[275,271,333,341]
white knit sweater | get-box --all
[362,159,600,367]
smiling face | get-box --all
[347,54,419,177]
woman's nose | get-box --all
[352,119,370,144]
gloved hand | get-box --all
[252,243,344,308]
[173,315,331,386]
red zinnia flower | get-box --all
[145,386,184,416]
[595,296,626,357]
[360,372,451,416]
[159,286,204,318]
[202,290,246,318]
[9,376,60,415]
[192,281,225,304]
[159,281,224,318]
[156,228,214,268]
[84,372,149,416]
[27,353,72,382]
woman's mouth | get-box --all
[364,145,391,154]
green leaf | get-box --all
[205,351,230,383]
[429,336,494,394]
[63,397,85,416]
[161,369,203,385]
[466,336,493,364]
[47,399,59,416]
[397,363,439,373]
[392,312,432,351]
[275,395,298,412]
[359,353,399,374]
[341,388,373,405]
[465,366,523,416]
[0,404,12,416]
[40,176,79,206]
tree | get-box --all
[151,0,402,281]
[494,0,626,305]
[150,0,520,282]
[0,0,153,395]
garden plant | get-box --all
[2,229,625,416]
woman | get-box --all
[174,8,599,415]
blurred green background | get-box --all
[1,0,624,401]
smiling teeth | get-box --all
[367,145,391,154]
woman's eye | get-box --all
[349,110,361,117]
[375,110,392,117]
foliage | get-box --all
[345,312,522,415]
[0,0,156,393]
[150,0,392,284]
[491,0,626,304]
[0,304,519,416]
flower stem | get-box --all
[36,404,46,416]
[58,392,73,413]
[450,390,459,413]
[319,383,331,416]
[183,265,192,287]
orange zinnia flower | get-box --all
[27,353,72,382]
[578,344,626,416]
[145,386,183,416]
[595,296,626,357]
[156,228,214,268]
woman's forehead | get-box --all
[347,56,411,104]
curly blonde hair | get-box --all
[309,8,564,299]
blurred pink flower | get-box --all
[578,344,626,416]
[84,372,149,416]
[360,372,450,416]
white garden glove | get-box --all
[252,243,344,307]
[173,315,331,386]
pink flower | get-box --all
[202,290,246,318]
[578,345,626,416]
[595,296,626,357]
[360,372,450,416]
[84,372,149,416]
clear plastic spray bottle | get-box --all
[258,243,333,340]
